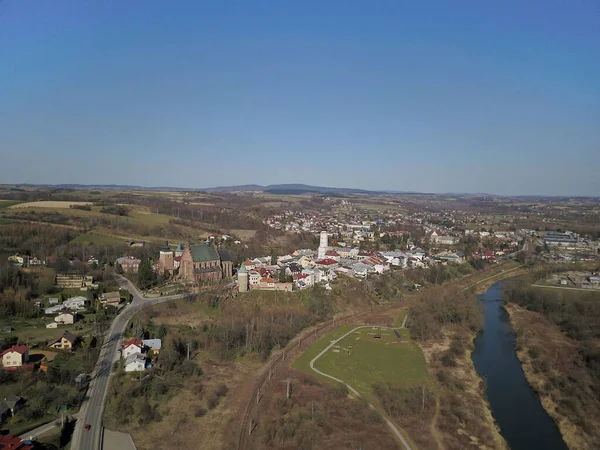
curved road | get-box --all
[309,325,413,450]
[71,276,188,450]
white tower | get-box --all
[318,231,328,259]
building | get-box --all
[142,339,162,354]
[1,345,29,368]
[44,305,64,315]
[158,244,175,276]
[46,322,58,329]
[124,353,146,372]
[0,435,33,450]
[317,231,328,259]
[63,296,87,310]
[49,331,78,350]
[237,264,249,292]
[122,338,145,359]
[54,313,76,325]
[55,275,94,289]
[179,243,233,284]
[101,291,121,306]
[116,256,141,274]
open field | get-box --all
[293,324,426,400]
[229,229,257,240]
[9,201,92,209]
[0,200,25,209]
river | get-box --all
[471,280,568,450]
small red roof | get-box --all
[317,258,337,265]
[325,250,340,257]
[0,434,34,449]
[123,338,143,349]
[261,277,275,283]
[0,344,28,357]
[295,273,310,279]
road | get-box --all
[71,276,188,450]
[20,420,58,440]
[309,325,413,450]
[532,284,600,292]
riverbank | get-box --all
[505,302,596,449]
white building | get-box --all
[122,338,145,359]
[317,231,328,259]
[54,313,75,325]
[63,296,87,311]
[124,353,146,372]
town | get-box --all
[0,185,599,450]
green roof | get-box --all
[190,244,219,262]
[238,264,248,274]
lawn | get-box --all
[293,325,428,400]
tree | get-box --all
[115,262,124,275]
[138,259,157,290]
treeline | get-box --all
[0,223,77,257]
[408,287,483,341]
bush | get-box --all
[207,393,220,410]
[215,383,228,398]
[528,346,541,359]
[331,383,349,399]
[194,406,207,417]
[441,352,457,367]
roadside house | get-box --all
[49,331,79,350]
[101,291,121,307]
[54,312,76,325]
[124,353,146,372]
[1,345,29,368]
[122,338,145,359]
[142,339,162,354]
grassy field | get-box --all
[294,324,427,400]
[0,200,25,209]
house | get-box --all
[122,338,145,359]
[1,345,29,368]
[142,339,162,354]
[44,305,65,315]
[49,331,79,350]
[101,291,121,306]
[48,298,59,305]
[54,313,76,325]
[124,353,146,372]
[46,322,58,329]
[248,270,261,287]
[62,296,87,310]
[116,256,141,274]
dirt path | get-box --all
[430,397,445,450]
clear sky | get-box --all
[1,1,599,196]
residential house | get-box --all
[46,322,58,329]
[54,313,76,325]
[248,270,261,287]
[122,338,145,359]
[124,353,146,372]
[1,345,29,368]
[49,331,79,350]
[101,291,121,307]
[142,339,162,355]
[45,305,65,316]
[48,298,59,305]
[63,296,87,311]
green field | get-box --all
[293,324,427,400]
[0,200,25,209]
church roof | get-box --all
[176,243,184,252]
[238,264,248,274]
[190,244,219,262]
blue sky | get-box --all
[0,1,598,195]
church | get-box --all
[178,243,233,284]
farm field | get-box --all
[293,324,428,401]
[8,201,92,209]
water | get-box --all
[471,280,568,450]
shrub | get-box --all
[194,407,207,417]
[215,383,228,398]
[207,393,220,410]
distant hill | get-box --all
[204,184,378,195]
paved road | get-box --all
[71,277,188,450]
[309,325,413,450]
